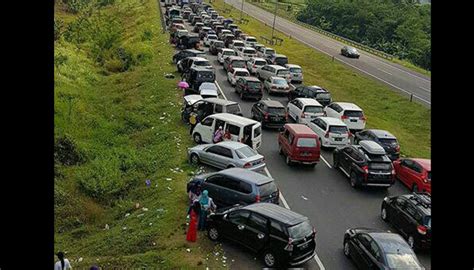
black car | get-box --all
[251,100,287,128]
[223,34,236,47]
[193,22,205,34]
[207,203,316,268]
[176,34,201,50]
[186,168,279,208]
[354,129,400,161]
[381,193,431,251]
[235,77,263,100]
[333,140,395,188]
[172,49,206,64]
[183,67,216,94]
[288,85,332,106]
[209,40,225,55]
[343,228,424,270]
[341,46,360,58]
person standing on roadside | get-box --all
[54,251,72,270]
[186,201,201,242]
[198,190,216,231]
[189,112,198,135]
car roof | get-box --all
[232,40,245,43]
[251,57,267,62]
[269,76,288,81]
[199,82,217,89]
[193,57,209,61]
[317,117,347,126]
[296,98,322,106]
[368,232,414,254]
[267,65,287,70]
[359,140,386,155]
[401,193,431,215]
[184,94,203,104]
[242,47,256,50]
[221,48,235,52]
[367,129,397,139]
[215,141,251,150]
[233,68,249,72]
[207,34,218,37]
[273,54,287,58]
[411,158,431,170]
[227,56,245,61]
[261,99,285,108]
[285,64,301,68]
[207,113,258,125]
[240,76,261,82]
[184,49,205,54]
[334,102,363,111]
[284,124,318,137]
[203,98,238,105]
[245,35,256,39]
[220,168,272,185]
[243,203,308,226]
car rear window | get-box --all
[304,106,323,114]
[232,60,246,68]
[297,138,317,147]
[214,42,224,47]
[287,220,312,239]
[424,216,431,227]
[277,70,289,76]
[275,57,288,65]
[316,92,331,99]
[235,71,249,77]
[226,104,241,114]
[343,110,363,117]
[379,138,398,146]
[267,107,286,115]
[255,60,267,66]
[208,35,217,39]
[329,126,348,134]
[223,51,235,55]
[273,78,287,85]
[385,254,421,269]
[235,146,258,159]
[195,60,210,66]
[369,162,392,170]
[257,181,278,197]
[265,49,275,55]
[290,68,302,73]
[243,49,256,54]
[234,42,245,47]
[246,37,257,42]
[247,81,262,89]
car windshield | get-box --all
[379,138,398,146]
[290,68,302,73]
[265,49,275,55]
[232,60,246,68]
[348,48,358,53]
[226,104,241,114]
[276,58,288,65]
[267,107,285,115]
[235,146,258,158]
[304,106,323,114]
[189,37,200,43]
[214,42,224,47]
[316,92,331,99]
[277,70,290,76]
[273,78,288,85]
[248,81,262,89]
[287,220,312,239]
[297,138,317,147]
[255,60,267,66]
[369,162,392,170]
[329,126,348,134]
[234,42,245,47]
[385,254,421,269]
[195,60,211,66]
[236,71,249,77]
[258,181,277,197]
[208,35,217,39]
[243,49,255,54]
[343,110,363,117]
[246,38,257,42]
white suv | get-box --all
[287,98,325,125]
[227,68,250,86]
[324,102,366,131]
[243,36,258,47]
[218,49,238,64]
[237,47,257,61]
[308,117,351,148]
[257,65,291,82]
[246,57,268,74]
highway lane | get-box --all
[172,9,431,269]
[223,0,431,107]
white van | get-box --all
[192,113,262,150]
[324,102,366,131]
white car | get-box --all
[176,29,189,38]
[287,98,325,125]
[307,117,351,148]
[257,47,276,59]
[199,82,219,98]
[229,40,245,50]
[218,29,232,39]
[227,68,250,86]
[203,34,218,46]
[263,76,290,95]
[237,47,257,61]
[285,64,303,83]
[243,36,258,47]
[324,102,366,131]
[246,57,267,74]
[257,65,291,82]
[218,49,238,64]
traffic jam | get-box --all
[165,2,431,269]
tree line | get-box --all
[297,0,431,70]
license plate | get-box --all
[300,152,311,156]
[350,119,357,122]
[300,243,309,249]
[334,138,342,141]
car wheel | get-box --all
[343,240,351,257]
[286,155,292,166]
[381,207,388,222]
[193,133,202,144]
[208,226,220,241]
[407,235,415,250]
[262,250,278,268]
[412,184,419,192]
[350,171,359,188]
[190,153,200,165]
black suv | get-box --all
[186,168,279,208]
[333,140,395,188]
[381,193,431,251]
[288,85,332,106]
[235,77,263,100]
[183,67,216,94]
[354,129,400,161]
[251,100,287,128]
[343,228,424,270]
[172,49,206,64]
[207,203,316,268]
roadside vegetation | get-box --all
[54,0,227,267]
[213,0,431,158]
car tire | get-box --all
[193,133,202,144]
[343,240,351,258]
[190,153,200,165]
[207,226,220,241]
[286,155,293,166]
[350,171,359,189]
[262,250,279,268]
[381,207,388,222]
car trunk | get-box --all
[257,181,279,204]
[328,125,349,144]
[287,220,316,259]
[366,161,393,184]
[342,110,365,130]
[266,107,286,124]
[302,106,324,119]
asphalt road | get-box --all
[223,0,432,107]
[166,5,431,270]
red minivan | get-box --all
[278,124,320,167]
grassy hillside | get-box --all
[213,0,430,158]
[54,0,227,267]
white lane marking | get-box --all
[339,166,350,178]
[418,86,430,92]
[320,155,332,169]
[227,0,431,106]
[215,80,228,100]
[376,68,393,76]
[263,169,326,270]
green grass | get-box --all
[243,0,431,76]
[54,0,229,268]
[214,0,430,158]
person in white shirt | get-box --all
[54,252,72,270]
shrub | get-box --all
[62,0,91,13]
[54,54,69,66]
[54,135,84,166]
[142,29,153,41]
[97,0,115,7]
[116,47,135,71]
[105,58,124,73]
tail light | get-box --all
[360,116,367,121]
[264,112,269,120]
[362,165,369,181]
[243,162,251,168]
[417,225,427,235]
[395,145,400,152]
[325,132,329,138]
[284,238,294,251]
[341,115,349,120]
[301,112,306,118]
[255,195,261,202]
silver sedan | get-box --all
[188,141,266,171]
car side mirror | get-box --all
[223,214,228,219]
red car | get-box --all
[278,124,320,167]
[393,158,431,194]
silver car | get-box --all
[188,141,266,171]
[264,76,290,94]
